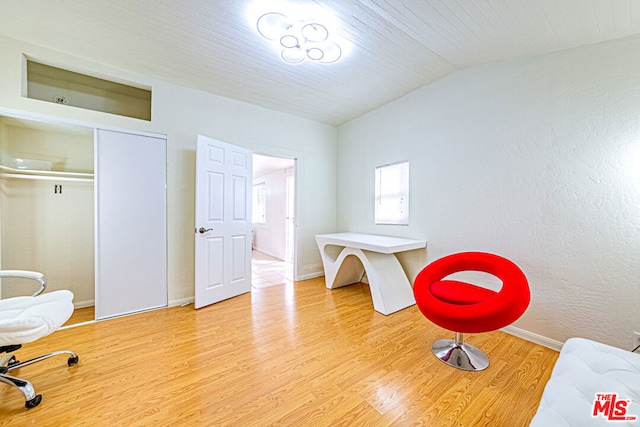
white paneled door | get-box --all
[95,129,167,320]
[194,135,252,309]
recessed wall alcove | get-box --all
[24,59,152,121]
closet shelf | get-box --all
[0,164,94,182]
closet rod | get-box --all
[0,173,93,183]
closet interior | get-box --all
[0,116,95,323]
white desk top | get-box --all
[315,232,426,254]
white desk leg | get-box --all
[318,243,415,315]
[359,250,415,315]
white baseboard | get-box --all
[169,297,194,307]
[295,271,324,281]
[252,247,285,261]
[501,325,563,351]
[74,300,95,309]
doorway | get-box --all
[251,153,296,288]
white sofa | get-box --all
[530,337,640,426]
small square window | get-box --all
[375,161,409,225]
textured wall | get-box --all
[337,35,640,349]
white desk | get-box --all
[315,233,427,315]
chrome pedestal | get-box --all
[432,332,489,371]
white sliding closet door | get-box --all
[95,129,167,320]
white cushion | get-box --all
[0,290,74,346]
[531,337,640,426]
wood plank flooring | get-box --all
[63,306,95,327]
[0,277,558,426]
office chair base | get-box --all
[4,349,78,371]
[0,349,78,408]
[432,338,489,371]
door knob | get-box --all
[198,227,213,234]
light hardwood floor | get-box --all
[0,277,558,426]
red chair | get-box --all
[413,252,530,371]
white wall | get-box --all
[337,35,640,350]
[0,35,337,304]
[253,168,288,260]
[0,179,94,303]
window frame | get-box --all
[374,161,409,226]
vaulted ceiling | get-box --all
[1,0,639,126]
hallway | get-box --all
[251,250,293,288]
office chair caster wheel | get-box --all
[68,355,79,366]
[25,394,42,408]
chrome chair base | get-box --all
[432,336,489,371]
[0,347,79,408]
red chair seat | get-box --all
[430,280,497,305]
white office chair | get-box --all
[0,270,79,408]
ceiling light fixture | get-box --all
[256,12,342,64]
